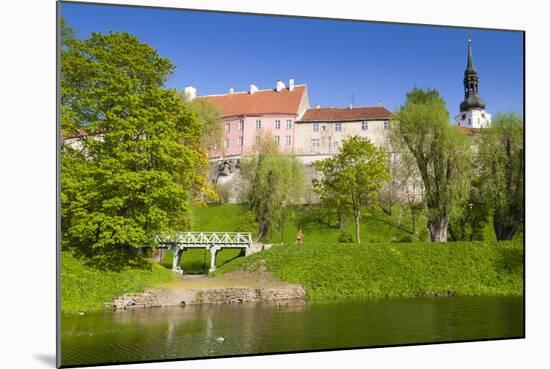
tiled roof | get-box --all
[202,85,307,118]
[298,106,392,122]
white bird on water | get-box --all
[215,336,226,343]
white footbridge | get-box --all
[156,232,253,273]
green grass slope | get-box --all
[61,252,176,314]
[214,240,523,300]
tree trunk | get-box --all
[355,211,361,244]
[493,211,520,240]
[411,209,416,236]
[339,214,344,231]
[428,215,449,242]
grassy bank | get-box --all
[191,203,506,244]
[61,251,176,314]
[214,240,523,300]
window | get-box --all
[312,139,320,147]
[335,122,342,132]
[385,137,392,145]
[286,120,292,129]
[225,122,231,133]
[238,136,243,146]
[256,120,262,129]
[239,120,244,131]
[462,114,466,120]
[362,121,368,130]
[275,120,281,129]
[313,123,319,132]
[361,137,369,142]
[333,141,339,148]
[274,136,280,145]
[255,136,260,145]
[322,125,327,132]
[286,135,291,145]
[384,121,390,130]
[224,139,229,148]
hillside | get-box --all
[214,240,523,300]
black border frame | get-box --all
[56,1,526,368]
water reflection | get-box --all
[61,296,523,367]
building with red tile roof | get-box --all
[197,79,310,158]
[294,105,393,159]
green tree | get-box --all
[61,32,212,269]
[313,136,390,243]
[448,178,490,241]
[479,113,524,240]
[181,95,223,152]
[240,133,305,240]
[391,88,473,242]
[60,18,76,46]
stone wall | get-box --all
[109,284,305,310]
[208,160,319,205]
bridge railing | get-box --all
[156,232,253,246]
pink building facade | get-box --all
[219,114,297,157]
[196,79,310,159]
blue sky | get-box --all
[61,2,524,120]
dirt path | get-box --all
[156,270,295,290]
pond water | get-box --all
[61,296,523,367]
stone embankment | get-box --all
[107,271,305,310]
[109,285,305,310]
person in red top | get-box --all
[295,227,303,244]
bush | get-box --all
[337,231,354,243]
[397,235,414,243]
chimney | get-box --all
[315,104,320,109]
[183,85,197,101]
[289,78,295,91]
[349,103,353,109]
[276,80,286,92]
[249,83,258,94]
[229,87,234,94]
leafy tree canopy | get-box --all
[239,133,305,240]
[391,88,473,242]
[61,18,76,46]
[181,96,223,152]
[479,112,524,240]
[313,136,390,243]
[61,32,212,269]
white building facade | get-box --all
[294,106,393,163]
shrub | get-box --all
[337,231,354,243]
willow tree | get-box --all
[392,88,473,242]
[313,136,390,244]
[479,113,524,240]
[239,133,305,240]
[61,32,213,269]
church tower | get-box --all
[455,38,491,128]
